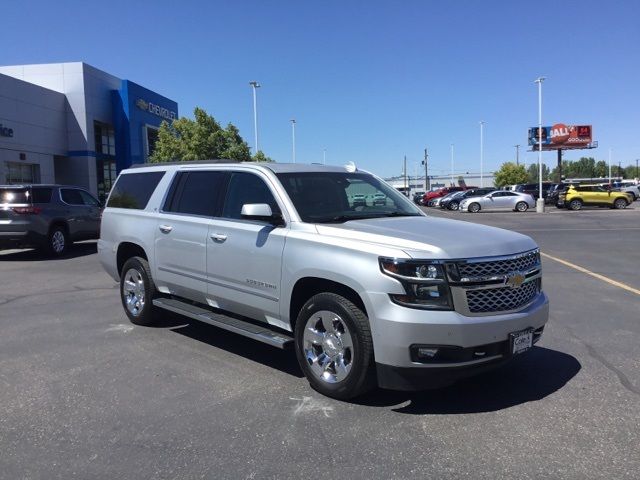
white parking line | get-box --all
[541,252,640,296]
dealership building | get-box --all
[0,62,178,200]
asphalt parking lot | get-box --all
[1,207,639,479]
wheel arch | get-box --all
[117,242,149,276]
[289,277,368,332]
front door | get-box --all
[206,171,288,327]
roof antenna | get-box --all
[344,161,357,173]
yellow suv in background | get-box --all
[560,185,632,211]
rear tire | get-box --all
[468,202,481,213]
[295,292,375,400]
[515,201,529,212]
[569,199,583,211]
[120,256,158,326]
[47,226,68,257]
[448,201,459,211]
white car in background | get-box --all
[460,191,535,213]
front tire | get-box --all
[120,256,157,326]
[569,199,583,211]
[468,202,481,213]
[448,201,459,211]
[515,201,529,212]
[613,198,628,209]
[295,293,375,400]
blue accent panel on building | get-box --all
[67,150,97,157]
[111,80,178,172]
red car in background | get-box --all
[422,186,478,206]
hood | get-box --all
[315,216,537,259]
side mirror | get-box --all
[241,203,284,226]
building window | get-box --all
[94,122,116,156]
[5,162,40,184]
[144,125,160,159]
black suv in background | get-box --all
[441,187,496,210]
[514,182,555,200]
[0,185,102,256]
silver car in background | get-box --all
[460,190,535,213]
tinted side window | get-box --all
[165,171,226,217]
[78,190,100,206]
[31,188,52,203]
[61,188,85,205]
[222,172,280,220]
[107,171,165,209]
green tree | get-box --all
[526,163,551,183]
[494,162,528,187]
[150,107,254,162]
[252,150,274,162]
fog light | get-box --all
[417,347,438,358]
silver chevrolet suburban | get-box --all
[98,162,549,399]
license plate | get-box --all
[510,329,533,355]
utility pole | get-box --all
[422,148,429,191]
[403,155,408,195]
[249,81,260,153]
[514,144,520,166]
[290,119,296,163]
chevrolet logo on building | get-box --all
[135,98,149,110]
[505,272,526,289]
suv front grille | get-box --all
[457,250,540,279]
[466,279,540,313]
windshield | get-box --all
[276,171,423,223]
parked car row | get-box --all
[420,180,638,214]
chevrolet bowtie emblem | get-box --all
[505,272,526,289]
[136,98,149,110]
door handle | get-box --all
[159,225,173,234]
[210,233,227,243]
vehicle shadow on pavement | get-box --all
[357,347,580,414]
[0,241,97,261]
[150,312,305,378]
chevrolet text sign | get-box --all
[136,98,177,121]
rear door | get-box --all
[206,171,288,325]
[59,188,92,238]
[154,170,227,304]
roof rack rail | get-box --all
[129,159,240,168]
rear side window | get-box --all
[61,188,85,205]
[163,171,226,217]
[107,171,165,209]
[31,188,52,203]
[0,188,30,204]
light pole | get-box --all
[450,143,454,186]
[290,119,296,163]
[514,144,520,166]
[636,159,639,179]
[608,148,612,185]
[479,122,485,187]
[534,77,546,213]
[323,148,326,165]
[249,81,260,153]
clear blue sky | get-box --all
[3,0,639,178]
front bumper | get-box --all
[367,291,549,390]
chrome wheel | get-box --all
[516,201,528,212]
[51,230,65,253]
[302,310,354,384]
[123,268,146,317]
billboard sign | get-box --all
[528,124,593,150]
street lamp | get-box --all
[249,81,260,153]
[290,119,296,163]
[450,143,454,186]
[534,76,546,213]
[479,122,485,187]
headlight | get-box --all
[379,258,453,310]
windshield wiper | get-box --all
[380,212,422,217]
[318,212,421,223]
